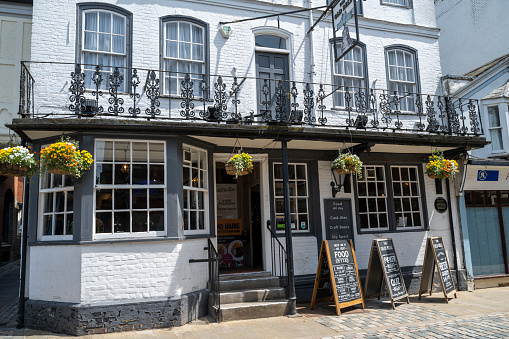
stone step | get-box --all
[219,271,271,281]
[219,300,290,322]
[210,287,286,305]
[219,276,280,291]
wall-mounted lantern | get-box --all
[219,25,233,38]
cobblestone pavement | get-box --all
[322,312,509,338]
[1,287,509,338]
[0,261,19,334]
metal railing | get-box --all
[267,221,288,297]
[18,61,484,137]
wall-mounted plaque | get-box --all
[434,197,448,213]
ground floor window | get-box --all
[183,144,208,235]
[39,173,74,240]
[94,139,166,238]
[357,165,424,232]
[273,163,309,232]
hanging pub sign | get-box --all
[364,239,410,310]
[330,0,360,62]
[310,240,364,315]
[418,237,457,302]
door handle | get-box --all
[287,92,291,100]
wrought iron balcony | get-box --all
[18,61,483,137]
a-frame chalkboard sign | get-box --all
[310,240,364,315]
[418,237,457,302]
[364,239,409,310]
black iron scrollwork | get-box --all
[145,70,161,118]
[275,80,287,122]
[261,79,271,121]
[369,89,379,128]
[214,76,227,119]
[392,92,403,129]
[379,92,392,128]
[108,67,124,115]
[458,99,469,134]
[69,63,86,115]
[345,87,354,126]
[437,97,448,132]
[199,76,210,119]
[446,98,460,134]
[468,99,481,135]
[91,65,104,115]
[231,77,241,121]
[290,81,300,123]
[180,73,195,119]
[425,95,439,132]
[317,84,327,125]
[303,83,315,124]
[128,68,140,116]
[415,94,425,131]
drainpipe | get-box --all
[17,172,29,328]
[281,140,296,315]
[445,178,460,288]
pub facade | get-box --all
[10,0,486,334]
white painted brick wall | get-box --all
[80,239,208,305]
[318,160,463,272]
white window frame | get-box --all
[273,162,310,233]
[183,144,209,235]
[82,9,128,92]
[332,44,365,108]
[381,0,411,8]
[487,105,504,152]
[162,20,206,96]
[390,165,424,230]
[386,47,418,113]
[357,165,389,231]
[38,165,74,241]
[93,139,167,240]
[357,165,425,232]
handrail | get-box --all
[207,238,221,322]
[266,221,288,297]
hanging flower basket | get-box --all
[0,145,37,178]
[40,136,94,178]
[332,150,363,177]
[425,150,458,180]
[226,152,253,179]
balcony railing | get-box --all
[18,61,483,136]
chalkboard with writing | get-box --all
[418,237,457,302]
[324,199,354,241]
[310,240,364,315]
[364,239,409,309]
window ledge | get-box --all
[29,236,183,246]
[380,2,411,9]
[359,227,426,234]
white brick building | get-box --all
[10,0,487,334]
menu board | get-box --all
[310,240,364,315]
[364,239,409,309]
[419,237,457,302]
[433,238,455,295]
[324,199,354,241]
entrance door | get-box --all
[216,162,263,272]
[256,52,290,121]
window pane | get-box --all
[192,25,203,43]
[112,35,124,54]
[67,191,74,212]
[66,214,73,235]
[132,189,147,209]
[112,14,125,35]
[96,163,113,185]
[114,164,130,184]
[98,33,111,52]
[96,189,112,210]
[132,164,148,185]
[488,106,501,127]
[84,32,97,50]
[132,211,148,232]
[150,165,165,185]
[114,189,130,209]
[85,12,97,31]
[96,212,112,233]
[114,211,130,233]
[43,192,53,213]
[179,23,191,41]
[150,211,165,231]
[149,188,164,209]
[99,12,111,33]
[150,143,165,163]
[166,41,178,58]
[55,214,64,235]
